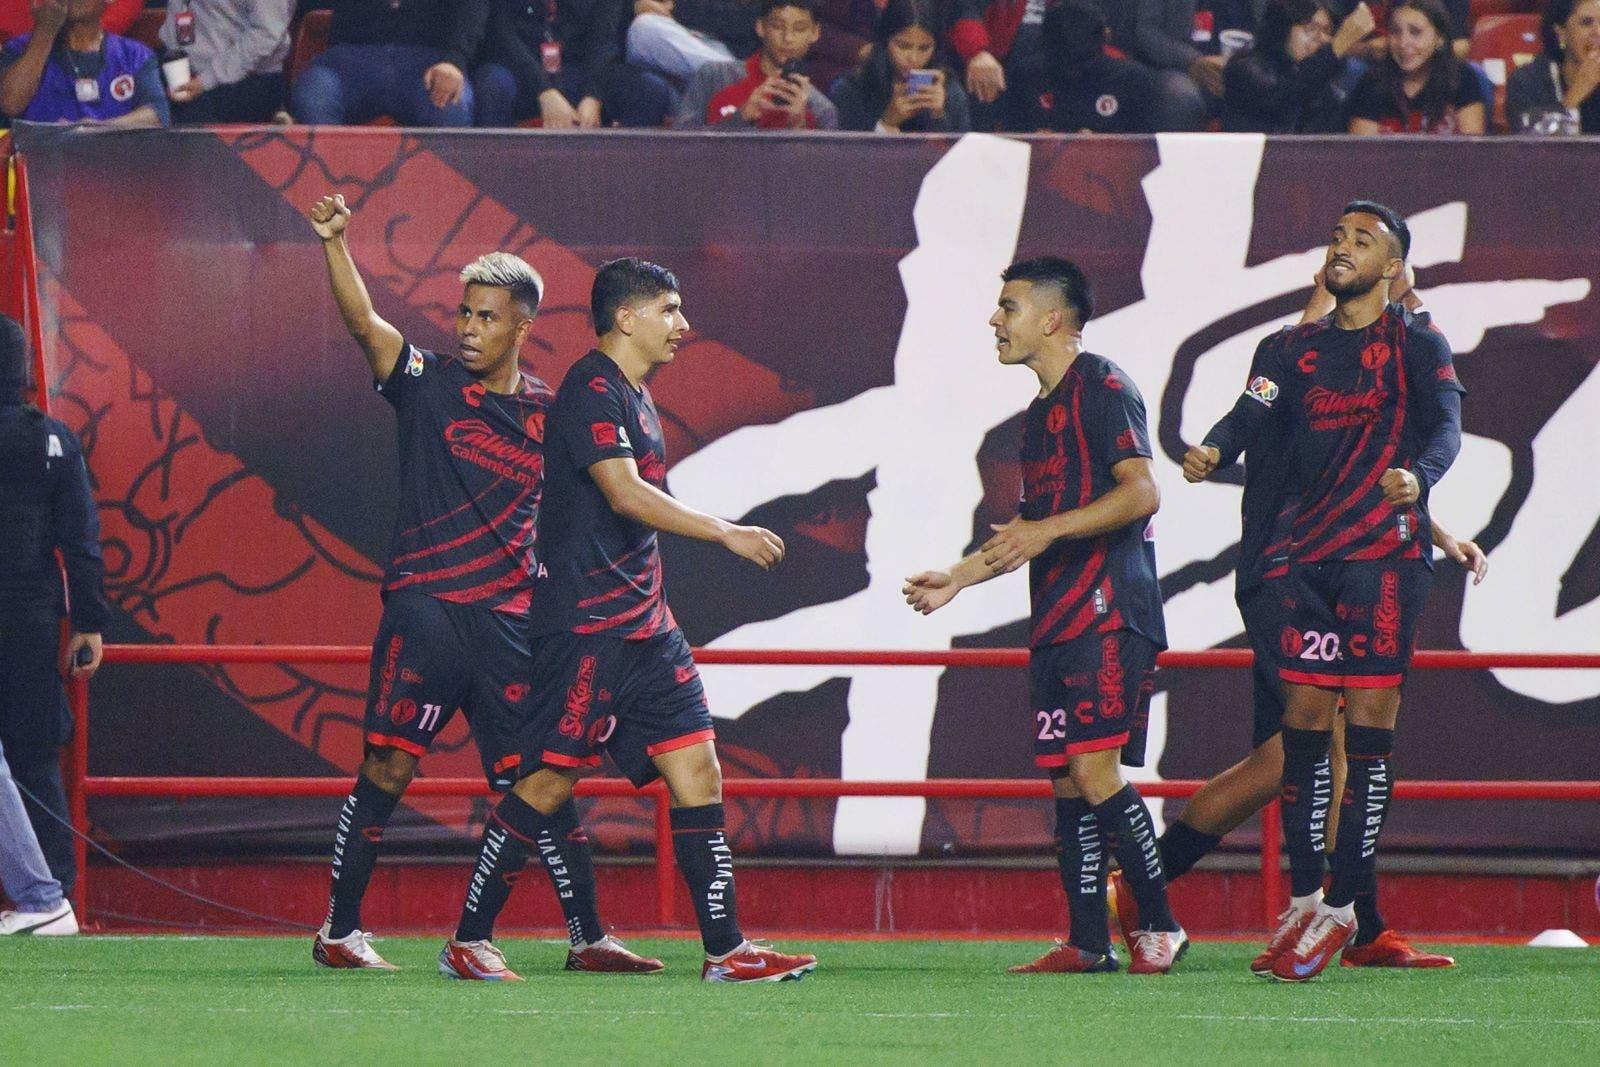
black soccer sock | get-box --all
[1157,819,1223,882]
[671,803,744,957]
[324,775,402,939]
[1054,796,1109,955]
[1352,866,1387,946]
[537,799,606,947]
[1326,726,1394,909]
[1093,785,1178,933]
[1280,728,1334,899]
[455,792,541,943]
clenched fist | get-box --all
[309,194,351,240]
[1183,444,1221,483]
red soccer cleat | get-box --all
[565,935,665,973]
[1272,907,1357,982]
[1127,928,1188,974]
[701,941,817,983]
[1008,940,1119,974]
[1107,870,1141,956]
[1340,929,1456,968]
[438,938,523,981]
[312,924,398,971]
[1250,898,1319,976]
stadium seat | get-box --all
[1469,14,1543,131]
[124,8,165,51]
[286,8,332,88]
[1468,0,1541,23]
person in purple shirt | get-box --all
[0,0,168,126]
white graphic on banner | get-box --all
[672,133,1593,855]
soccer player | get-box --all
[904,257,1185,975]
[306,195,658,975]
[439,258,817,983]
[1185,201,1464,981]
[1134,266,1481,971]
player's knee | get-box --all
[1065,755,1122,806]
[662,748,722,807]
[360,748,417,794]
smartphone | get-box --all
[779,58,804,85]
[906,69,937,93]
[74,644,94,668]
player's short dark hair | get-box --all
[1001,256,1094,326]
[760,0,820,19]
[591,258,680,337]
[1342,200,1411,260]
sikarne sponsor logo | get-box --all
[558,655,599,739]
[1373,570,1401,657]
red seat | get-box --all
[1469,13,1543,131]
[123,8,164,51]
[286,8,332,87]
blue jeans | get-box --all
[291,44,474,126]
[0,735,63,913]
[471,62,670,128]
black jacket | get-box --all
[481,0,626,99]
[0,400,109,631]
[328,0,492,72]
[1221,44,1346,133]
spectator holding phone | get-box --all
[159,0,295,124]
[830,0,969,133]
[672,0,837,129]
[0,0,169,126]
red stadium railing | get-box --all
[65,644,1600,931]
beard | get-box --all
[1324,265,1386,299]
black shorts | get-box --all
[1238,579,1288,749]
[362,591,532,790]
[525,627,713,788]
[1030,630,1157,770]
[1278,559,1431,690]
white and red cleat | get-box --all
[1007,940,1119,974]
[312,924,397,970]
[1341,929,1455,968]
[1127,928,1188,974]
[1250,893,1320,976]
[701,940,817,983]
[0,901,78,936]
[566,935,665,973]
[1272,906,1357,982]
[438,938,523,981]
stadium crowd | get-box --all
[0,0,1592,135]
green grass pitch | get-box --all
[3,937,1597,1064]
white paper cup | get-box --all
[162,54,192,91]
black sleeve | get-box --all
[490,6,555,98]
[828,72,877,131]
[1090,372,1154,478]
[572,0,626,98]
[442,0,492,71]
[559,375,636,471]
[375,341,434,410]
[50,428,110,633]
[1202,333,1287,468]
[1402,316,1466,493]
[1346,68,1388,122]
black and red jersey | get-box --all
[530,349,676,641]
[376,342,552,615]
[1211,306,1465,567]
[1020,352,1167,651]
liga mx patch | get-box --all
[1246,375,1279,406]
[406,349,425,376]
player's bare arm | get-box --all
[981,457,1159,575]
[1432,520,1488,584]
[902,552,1000,615]
[309,194,404,381]
[588,456,784,569]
